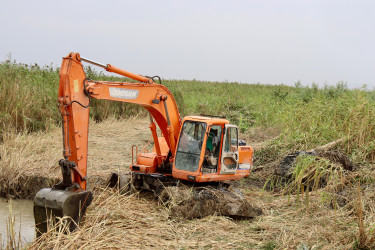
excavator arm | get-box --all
[59,52,181,189]
[34,52,182,233]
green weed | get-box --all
[1,60,375,163]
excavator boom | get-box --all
[34,52,182,233]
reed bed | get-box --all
[1,61,375,164]
[1,60,375,248]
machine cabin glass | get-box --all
[175,121,207,172]
[220,125,239,174]
[202,125,223,173]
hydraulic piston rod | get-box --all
[80,57,152,83]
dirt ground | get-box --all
[0,117,151,198]
[1,118,374,249]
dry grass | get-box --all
[0,130,60,198]
[0,117,150,198]
[85,117,151,179]
[30,188,253,249]
[1,118,375,249]
[27,183,374,249]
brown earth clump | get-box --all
[273,150,356,188]
[162,186,262,219]
[317,150,357,171]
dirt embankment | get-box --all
[0,117,151,199]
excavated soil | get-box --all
[318,150,357,171]
[162,186,262,219]
[273,150,357,187]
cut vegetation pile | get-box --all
[1,60,375,249]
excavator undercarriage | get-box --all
[108,171,262,219]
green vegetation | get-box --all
[0,62,144,136]
[1,60,375,164]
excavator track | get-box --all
[108,172,262,219]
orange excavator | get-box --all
[34,52,254,233]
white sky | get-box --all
[0,0,374,88]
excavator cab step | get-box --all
[34,188,93,235]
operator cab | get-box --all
[173,116,248,182]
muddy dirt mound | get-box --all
[274,150,356,179]
[108,172,262,219]
[269,150,357,193]
[274,151,317,179]
[0,175,58,199]
[317,150,356,171]
[161,186,262,219]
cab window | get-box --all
[224,127,238,152]
[175,121,207,172]
[202,125,222,172]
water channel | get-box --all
[0,198,35,247]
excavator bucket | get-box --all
[34,188,93,234]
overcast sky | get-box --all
[1,0,374,88]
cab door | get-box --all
[219,124,239,174]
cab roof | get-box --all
[183,115,229,125]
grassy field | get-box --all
[1,60,375,162]
[1,60,375,249]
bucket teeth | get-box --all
[33,188,93,235]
